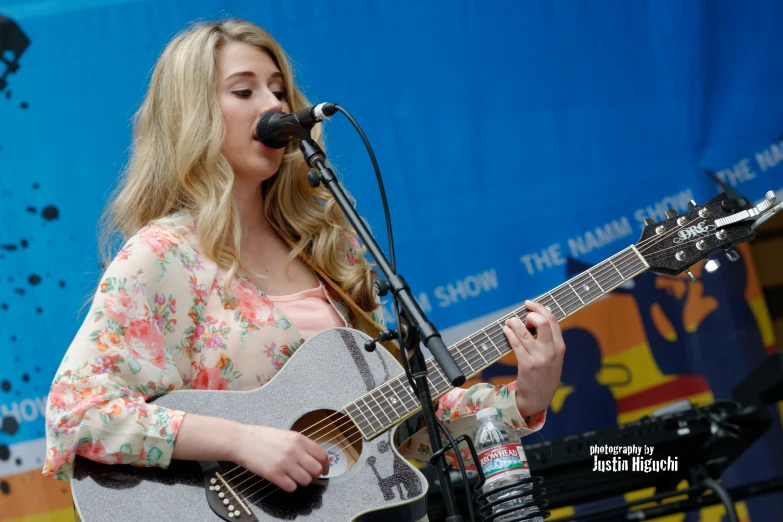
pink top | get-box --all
[266,282,346,341]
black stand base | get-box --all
[476,475,550,522]
[424,467,551,522]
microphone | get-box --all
[255,102,338,149]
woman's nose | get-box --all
[260,92,285,115]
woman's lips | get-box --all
[254,138,276,152]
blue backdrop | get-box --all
[1,1,782,520]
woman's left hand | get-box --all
[502,300,566,418]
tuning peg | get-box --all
[684,269,697,282]
[644,218,656,226]
[722,197,749,213]
[705,259,721,273]
[665,209,678,219]
[725,247,740,262]
[688,200,698,210]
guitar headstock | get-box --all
[636,190,782,276]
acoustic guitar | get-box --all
[70,191,781,521]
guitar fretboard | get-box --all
[343,245,649,440]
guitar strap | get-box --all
[280,236,403,364]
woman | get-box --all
[43,18,565,500]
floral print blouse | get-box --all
[43,211,544,482]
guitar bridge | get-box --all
[199,461,258,521]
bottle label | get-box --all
[478,443,529,480]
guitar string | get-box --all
[229,230,719,501]
[334,221,707,422]
[236,423,368,502]
[446,232,718,364]
[634,212,705,252]
[232,211,702,464]
[428,210,707,364]
[636,234,737,259]
[227,414,358,491]
[222,215,714,484]
[222,223,712,480]
[225,234,710,493]
[232,421,366,497]
[221,216,719,491]
[228,232,716,495]
[402,211,714,380]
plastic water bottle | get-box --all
[475,408,543,522]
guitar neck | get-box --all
[343,245,650,440]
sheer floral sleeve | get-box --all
[43,222,202,480]
[397,384,547,469]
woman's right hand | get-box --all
[231,424,330,493]
[172,414,330,493]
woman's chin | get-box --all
[232,165,280,186]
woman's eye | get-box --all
[233,89,252,98]
[273,91,289,101]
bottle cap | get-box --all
[476,407,500,423]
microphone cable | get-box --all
[332,104,479,522]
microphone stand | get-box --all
[297,133,467,522]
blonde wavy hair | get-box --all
[98,18,378,312]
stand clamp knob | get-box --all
[364,329,398,352]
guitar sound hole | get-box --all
[291,409,363,479]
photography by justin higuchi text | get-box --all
[591,444,679,473]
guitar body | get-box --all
[71,328,428,522]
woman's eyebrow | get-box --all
[224,71,284,81]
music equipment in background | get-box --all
[525,402,768,508]
[521,351,783,522]
[70,191,783,521]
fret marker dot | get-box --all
[482,343,491,351]
[391,397,397,404]
[583,284,590,292]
